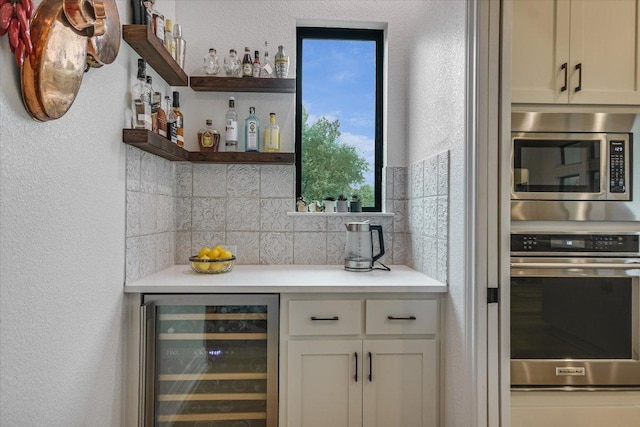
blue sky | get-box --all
[302,39,377,186]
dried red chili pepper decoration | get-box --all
[0,0,34,67]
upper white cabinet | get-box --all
[511,0,640,105]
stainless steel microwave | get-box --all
[511,132,631,201]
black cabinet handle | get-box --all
[354,352,358,382]
[310,316,339,321]
[387,315,417,320]
[575,63,582,92]
[560,62,568,92]
[368,352,373,382]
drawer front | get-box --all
[366,299,438,335]
[289,300,362,336]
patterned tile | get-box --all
[424,155,438,197]
[126,191,141,237]
[138,234,157,280]
[424,236,438,278]
[437,238,448,283]
[438,150,449,196]
[156,195,175,233]
[261,165,294,198]
[155,232,175,271]
[260,232,293,264]
[385,167,394,201]
[175,162,193,197]
[375,232,393,266]
[227,165,260,197]
[140,192,157,236]
[393,167,407,200]
[392,232,410,265]
[125,237,140,283]
[294,232,327,265]
[410,161,424,199]
[175,197,192,231]
[326,232,346,265]
[410,233,424,272]
[191,231,227,256]
[226,232,260,264]
[126,146,141,192]
[193,164,227,197]
[437,196,448,241]
[293,215,327,232]
[260,199,293,231]
[175,231,192,264]
[393,200,408,233]
[424,196,437,238]
[156,157,174,196]
[408,198,424,236]
[226,198,260,231]
[327,215,361,232]
[140,151,157,194]
[192,198,226,231]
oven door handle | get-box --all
[511,261,640,269]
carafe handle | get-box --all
[370,225,385,263]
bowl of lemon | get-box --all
[189,245,236,274]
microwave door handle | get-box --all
[511,262,639,269]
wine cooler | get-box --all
[141,294,279,427]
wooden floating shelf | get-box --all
[123,129,294,164]
[190,76,296,93]
[122,25,188,86]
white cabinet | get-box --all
[283,296,439,427]
[511,0,640,105]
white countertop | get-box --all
[124,264,447,294]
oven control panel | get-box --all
[609,140,627,194]
[511,233,640,254]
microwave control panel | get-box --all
[511,233,640,254]
[609,140,627,193]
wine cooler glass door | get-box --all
[142,294,279,427]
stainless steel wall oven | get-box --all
[510,232,640,389]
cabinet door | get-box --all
[362,339,438,427]
[287,340,362,427]
[569,0,640,104]
[511,0,571,103]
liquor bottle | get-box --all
[131,58,151,130]
[169,91,184,147]
[198,119,219,152]
[144,0,164,41]
[203,48,220,75]
[224,49,240,77]
[164,19,176,59]
[146,76,160,133]
[156,96,167,138]
[244,107,260,152]
[225,97,238,151]
[242,47,253,77]
[274,45,290,78]
[252,51,261,78]
[262,49,273,78]
[163,96,173,141]
[263,113,280,152]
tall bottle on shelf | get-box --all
[156,95,167,138]
[262,43,273,78]
[244,107,260,152]
[146,76,161,133]
[164,19,176,60]
[252,51,261,78]
[225,97,238,151]
[170,91,184,147]
[242,47,253,77]
[164,95,175,142]
[263,113,280,152]
[131,58,151,130]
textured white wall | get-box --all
[0,1,129,425]
[407,1,470,426]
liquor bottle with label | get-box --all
[163,96,173,141]
[169,91,184,147]
[146,76,160,133]
[225,97,238,151]
[144,0,164,41]
[244,107,260,152]
[164,19,176,59]
[242,47,253,77]
[198,119,219,152]
[252,51,261,78]
[131,58,151,130]
[263,113,280,152]
[156,96,167,138]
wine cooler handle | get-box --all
[368,352,373,382]
[354,352,358,382]
[560,62,568,92]
[575,63,582,92]
[310,316,339,321]
[139,304,147,427]
[387,315,417,320]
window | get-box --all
[296,27,384,211]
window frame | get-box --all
[295,27,384,212]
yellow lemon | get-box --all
[212,244,225,253]
[197,247,211,258]
[210,261,226,272]
[194,255,210,271]
[220,249,233,260]
[209,248,221,260]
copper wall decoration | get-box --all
[19,0,120,121]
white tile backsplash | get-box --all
[125,152,449,283]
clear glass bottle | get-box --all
[164,19,176,59]
[131,58,151,130]
[173,24,186,69]
[146,76,160,133]
[263,113,280,152]
[262,49,273,78]
[244,107,260,152]
[170,91,184,147]
[225,97,238,151]
[274,45,289,78]
[198,119,219,151]
[242,47,253,77]
[252,50,261,78]
[203,48,220,75]
[164,96,174,141]
[224,49,240,77]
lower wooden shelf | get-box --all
[123,129,294,164]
